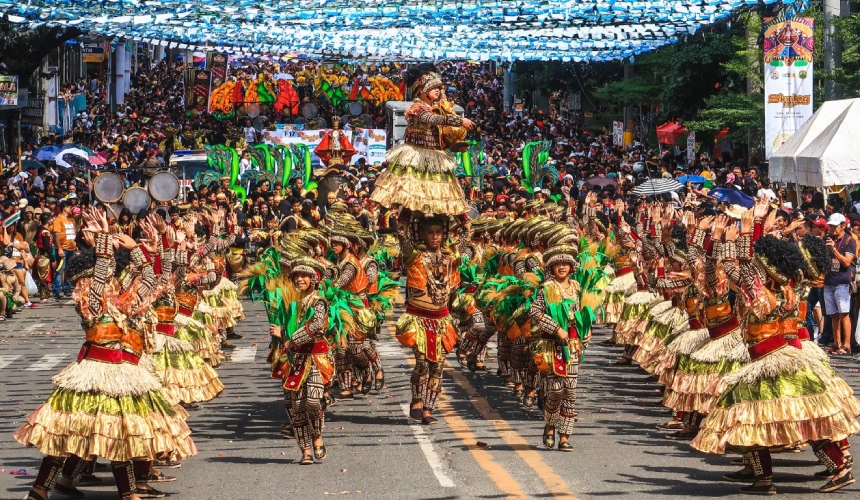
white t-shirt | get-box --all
[244,127,257,143]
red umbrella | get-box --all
[89,155,107,165]
[656,121,686,145]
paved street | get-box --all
[1,299,859,499]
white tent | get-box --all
[769,98,860,187]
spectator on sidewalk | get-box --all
[824,213,856,355]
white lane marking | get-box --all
[26,323,45,332]
[375,342,405,358]
[229,346,258,363]
[25,354,69,371]
[0,355,21,370]
[400,403,456,488]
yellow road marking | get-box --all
[403,355,529,499]
[446,365,580,499]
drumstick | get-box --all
[103,203,120,221]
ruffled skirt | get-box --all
[369,144,469,215]
[14,357,197,462]
[603,272,637,324]
[634,307,689,380]
[614,292,662,346]
[151,333,224,404]
[692,346,860,454]
[663,329,749,414]
[202,278,244,331]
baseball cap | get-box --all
[18,199,28,209]
[811,216,828,229]
[827,213,846,226]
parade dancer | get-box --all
[330,227,374,399]
[530,243,595,452]
[369,63,474,215]
[692,200,860,495]
[272,257,333,465]
[396,214,460,425]
[358,232,392,391]
[148,213,225,410]
[454,218,499,372]
[15,208,196,500]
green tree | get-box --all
[828,2,860,96]
[0,15,82,84]
[685,13,764,147]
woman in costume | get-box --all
[369,63,475,216]
[529,243,592,452]
[272,257,332,465]
[15,208,196,500]
[148,212,225,409]
[691,200,860,494]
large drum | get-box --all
[123,187,151,214]
[149,171,180,202]
[93,172,124,203]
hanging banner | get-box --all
[0,75,19,106]
[612,121,623,147]
[763,17,814,158]
[188,69,211,109]
[686,132,696,161]
[351,128,388,165]
[207,53,228,113]
[264,128,387,166]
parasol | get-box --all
[583,176,618,189]
[631,178,683,196]
[708,187,754,209]
[54,149,92,169]
[88,155,107,166]
[22,159,46,170]
[33,146,60,161]
[677,175,706,185]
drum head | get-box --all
[123,187,151,214]
[149,171,180,202]
[348,101,364,116]
[93,172,123,203]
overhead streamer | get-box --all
[1,0,757,62]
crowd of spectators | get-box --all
[0,56,857,352]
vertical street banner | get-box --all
[612,121,623,146]
[190,69,211,109]
[763,17,814,158]
[207,53,228,113]
[686,132,696,161]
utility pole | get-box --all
[623,64,633,147]
[747,12,761,159]
[109,38,118,114]
[823,0,843,100]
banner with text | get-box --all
[263,128,387,166]
[0,75,19,106]
[763,17,814,158]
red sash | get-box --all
[77,343,140,365]
[156,323,175,336]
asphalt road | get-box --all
[1,298,859,500]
